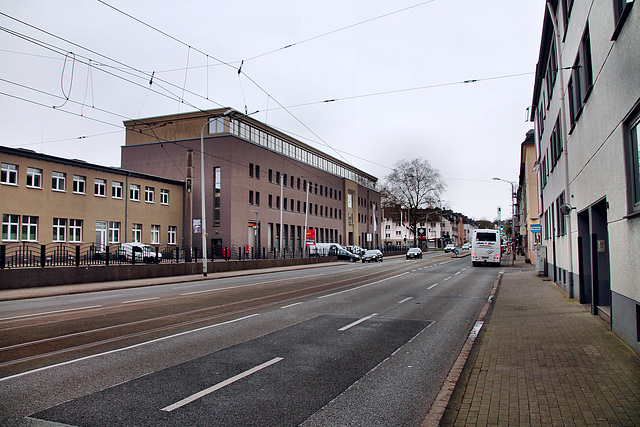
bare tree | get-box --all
[382,158,445,247]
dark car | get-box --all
[362,249,383,262]
[334,247,360,262]
[406,247,423,259]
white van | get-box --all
[308,243,360,262]
[471,229,501,266]
[118,242,162,263]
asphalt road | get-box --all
[0,252,500,426]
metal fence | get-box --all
[0,242,408,270]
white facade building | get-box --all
[531,0,639,352]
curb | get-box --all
[421,270,503,426]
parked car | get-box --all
[362,249,383,262]
[334,247,360,262]
[461,243,470,250]
[444,244,456,253]
[406,247,423,259]
[344,245,365,256]
[118,242,162,263]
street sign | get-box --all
[417,228,426,240]
[530,224,542,233]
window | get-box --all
[249,163,254,178]
[73,175,86,194]
[269,194,273,208]
[53,218,67,242]
[269,169,273,183]
[255,165,260,179]
[546,41,558,100]
[26,167,42,188]
[627,113,640,212]
[52,172,66,192]
[561,0,574,31]
[151,225,160,244]
[130,184,140,201]
[568,27,593,128]
[255,192,260,206]
[276,171,280,185]
[109,221,120,243]
[112,181,123,199]
[168,226,177,245]
[132,224,142,243]
[2,214,19,241]
[95,178,106,197]
[69,219,83,242]
[249,190,254,204]
[1,163,18,185]
[145,186,155,203]
[160,189,169,205]
[208,116,225,133]
[21,215,38,241]
[551,117,562,170]
[213,166,221,227]
[612,0,635,39]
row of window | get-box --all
[1,214,178,245]
[262,165,343,201]
[0,163,171,204]
[542,192,567,240]
[258,191,344,220]
[229,118,376,190]
[266,222,340,248]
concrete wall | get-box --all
[0,257,334,290]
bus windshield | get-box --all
[476,232,497,242]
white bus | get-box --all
[471,229,501,266]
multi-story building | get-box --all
[121,108,382,255]
[1,146,184,248]
[530,0,639,351]
[517,130,540,264]
[381,206,457,249]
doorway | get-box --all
[577,199,611,316]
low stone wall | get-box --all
[0,257,334,290]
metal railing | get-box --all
[0,242,406,270]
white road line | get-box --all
[161,357,284,412]
[0,305,103,322]
[398,297,413,304]
[317,272,410,299]
[0,314,259,383]
[179,275,322,296]
[428,283,438,290]
[280,302,304,309]
[455,271,461,275]
[443,276,452,281]
[339,313,377,332]
[121,297,160,304]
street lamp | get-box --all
[493,177,516,264]
[200,109,234,276]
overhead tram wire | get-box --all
[264,71,536,111]
[243,0,438,62]
[96,1,352,165]
[0,15,227,115]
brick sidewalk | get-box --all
[441,266,640,426]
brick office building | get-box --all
[121,108,382,255]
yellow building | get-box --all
[1,146,184,248]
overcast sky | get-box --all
[0,0,544,221]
